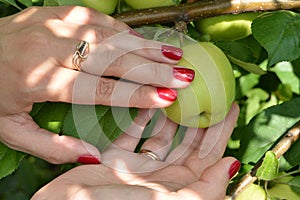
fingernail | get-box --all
[77,155,101,164]
[161,45,183,60]
[157,87,177,102]
[173,67,195,82]
[228,160,241,179]
[128,29,144,38]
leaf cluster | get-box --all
[0,1,300,199]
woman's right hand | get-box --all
[0,6,194,164]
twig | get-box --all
[226,120,300,200]
[114,0,300,26]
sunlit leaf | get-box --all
[0,143,26,180]
[270,61,300,95]
[238,98,300,164]
[227,55,266,75]
[236,184,266,200]
[63,105,138,151]
[18,0,32,7]
[256,151,278,181]
[268,175,300,199]
[252,11,300,67]
[33,102,71,134]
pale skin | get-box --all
[0,6,194,164]
[32,104,240,200]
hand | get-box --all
[0,6,194,164]
[32,104,240,200]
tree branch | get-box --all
[114,0,300,26]
[226,120,300,200]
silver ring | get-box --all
[139,149,160,161]
[72,40,90,71]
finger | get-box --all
[177,157,240,200]
[82,32,183,74]
[113,109,155,151]
[184,103,240,177]
[53,6,131,32]
[42,67,178,108]
[55,38,191,89]
[166,127,203,165]
[0,113,100,164]
[48,32,191,89]
[139,112,178,161]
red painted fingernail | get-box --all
[173,67,195,82]
[161,45,183,60]
[77,155,101,164]
[157,87,177,102]
[229,160,241,179]
[128,29,144,38]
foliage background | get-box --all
[0,0,300,199]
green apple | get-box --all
[125,0,180,9]
[162,41,235,128]
[235,184,266,200]
[82,0,118,15]
[196,12,260,41]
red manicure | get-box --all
[77,155,101,164]
[157,87,178,102]
[173,67,195,82]
[229,160,241,179]
[161,45,183,60]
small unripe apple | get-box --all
[125,0,180,9]
[196,12,260,41]
[82,0,118,14]
[162,41,235,128]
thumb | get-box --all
[0,113,101,164]
[178,157,240,200]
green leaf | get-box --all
[44,0,82,6]
[238,98,300,164]
[238,73,260,96]
[18,0,32,7]
[236,184,266,200]
[0,0,22,9]
[268,175,300,199]
[244,88,269,124]
[270,61,300,95]
[32,102,71,134]
[256,151,278,181]
[280,139,300,171]
[216,36,266,64]
[29,102,46,117]
[274,84,293,102]
[227,55,266,75]
[63,105,138,151]
[0,142,26,180]
[289,176,300,195]
[252,10,300,67]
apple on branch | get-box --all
[162,40,236,128]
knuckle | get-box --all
[20,6,40,18]
[149,63,168,86]
[18,26,51,55]
[133,86,154,107]
[96,78,115,100]
[94,26,115,43]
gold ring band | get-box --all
[139,149,160,161]
[72,40,89,71]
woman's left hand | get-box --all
[32,104,240,200]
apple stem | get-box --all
[114,0,300,26]
[227,120,300,199]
